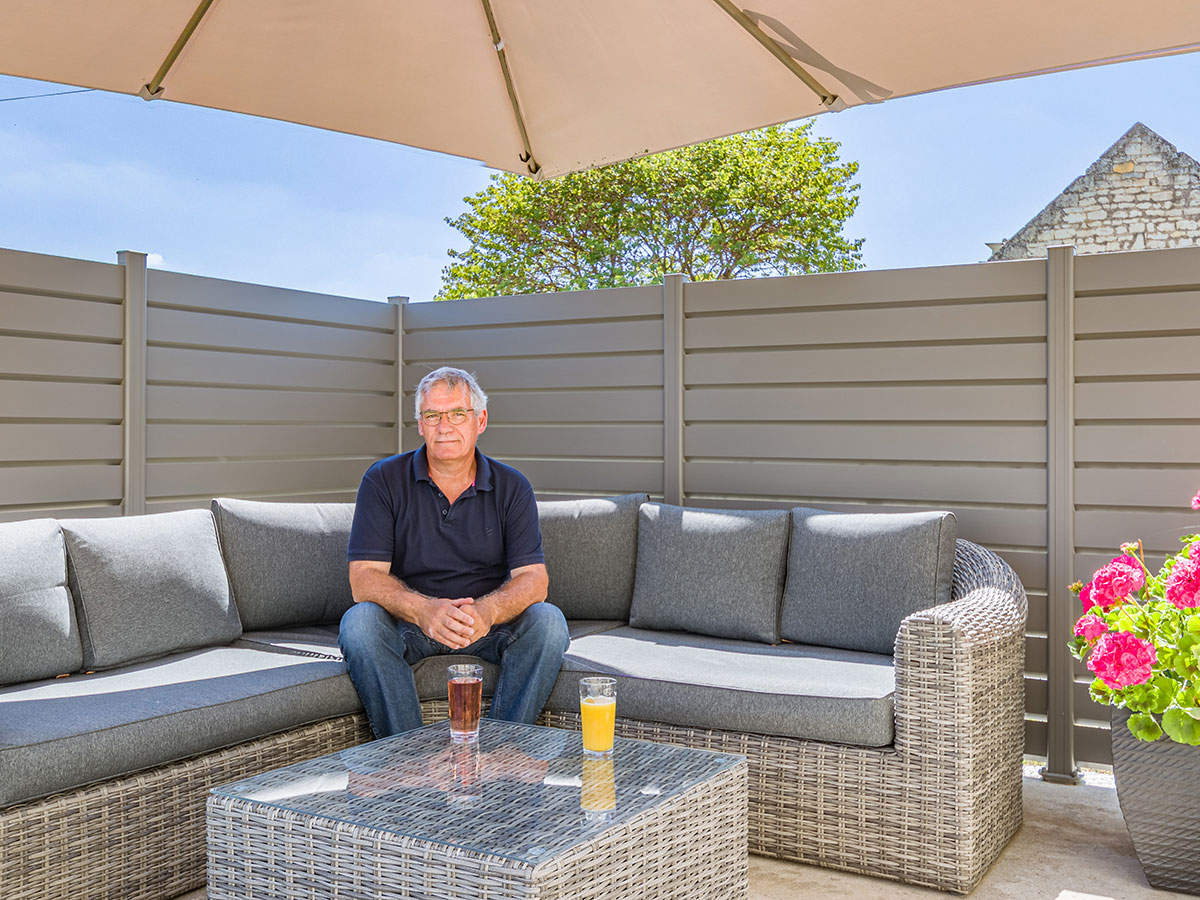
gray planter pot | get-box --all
[1111,708,1200,895]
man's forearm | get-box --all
[475,569,549,628]
[349,567,432,624]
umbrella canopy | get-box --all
[2,0,1200,178]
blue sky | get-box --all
[2,51,1199,303]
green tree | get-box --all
[437,123,863,299]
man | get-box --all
[339,366,569,738]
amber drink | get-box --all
[579,676,616,757]
[447,664,483,743]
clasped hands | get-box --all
[418,596,492,649]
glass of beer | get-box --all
[579,676,616,757]
[447,663,483,743]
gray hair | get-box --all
[414,366,489,417]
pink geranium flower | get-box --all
[1191,489,1200,511]
[1087,631,1157,689]
[1165,555,1200,609]
[1085,555,1145,608]
[1073,614,1108,641]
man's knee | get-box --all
[338,601,394,655]
[519,602,570,652]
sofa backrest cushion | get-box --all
[537,493,648,620]
[628,502,790,643]
[781,507,957,654]
[0,518,83,685]
[61,509,242,670]
[211,498,356,629]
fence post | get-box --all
[118,250,147,517]
[388,296,409,455]
[662,274,686,505]
[1042,244,1080,784]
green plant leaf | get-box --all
[1161,708,1200,745]
[1128,712,1164,742]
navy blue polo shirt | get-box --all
[347,447,544,600]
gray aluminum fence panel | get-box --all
[0,248,125,522]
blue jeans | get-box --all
[338,600,570,739]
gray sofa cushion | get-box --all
[537,493,648,620]
[211,498,356,630]
[236,625,344,659]
[628,503,790,644]
[545,626,895,746]
[61,510,242,670]
[0,519,82,685]
[781,507,957,654]
[0,646,361,808]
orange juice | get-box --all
[580,695,616,755]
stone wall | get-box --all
[989,122,1200,260]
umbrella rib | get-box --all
[480,0,541,175]
[139,0,219,100]
[709,0,842,109]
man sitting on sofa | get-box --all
[339,366,569,738]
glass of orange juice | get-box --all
[579,676,616,757]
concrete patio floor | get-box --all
[178,771,1194,900]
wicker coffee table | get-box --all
[207,719,748,900]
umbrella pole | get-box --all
[139,0,219,100]
[479,0,541,175]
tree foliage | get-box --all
[437,123,863,299]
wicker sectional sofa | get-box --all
[0,492,1027,899]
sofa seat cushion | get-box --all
[544,626,895,747]
[61,509,242,670]
[781,507,957,654]
[629,503,790,643]
[538,493,648,620]
[236,625,343,659]
[212,498,356,630]
[0,518,82,685]
[0,646,360,808]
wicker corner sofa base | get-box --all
[4,541,1023,899]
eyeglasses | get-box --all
[419,408,475,426]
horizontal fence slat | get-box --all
[1076,467,1200,509]
[1076,289,1200,334]
[402,285,662,329]
[686,384,1045,423]
[685,299,1046,349]
[147,424,396,460]
[507,457,663,495]
[476,425,662,459]
[146,458,374,499]
[148,269,395,328]
[1076,379,1200,419]
[1073,244,1200,294]
[146,386,396,425]
[403,356,663,391]
[145,491,358,515]
[686,423,1047,464]
[0,382,123,420]
[1076,335,1200,378]
[0,291,122,340]
[405,320,663,361]
[0,464,122,506]
[0,424,123,461]
[147,346,396,392]
[684,460,1046,505]
[0,335,122,380]
[0,247,123,299]
[1076,424,1200,464]
[485,389,663,424]
[1075,509,1200,554]
[0,505,120,524]
[684,258,1046,313]
[148,307,394,360]
[685,343,1046,385]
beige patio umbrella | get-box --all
[2,0,1200,178]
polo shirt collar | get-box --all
[412,446,494,492]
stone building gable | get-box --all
[988,122,1200,260]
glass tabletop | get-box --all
[212,719,743,865]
